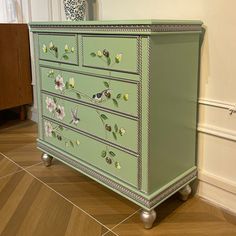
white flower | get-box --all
[65,44,69,52]
[55,105,65,120]
[68,77,75,88]
[115,53,123,63]
[119,128,126,136]
[54,75,65,91]
[97,50,103,57]
[42,44,47,53]
[44,121,53,137]
[47,70,54,78]
[45,97,56,112]
[49,41,54,49]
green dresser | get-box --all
[30,20,203,229]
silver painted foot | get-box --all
[41,153,53,167]
[179,184,192,201]
[140,209,157,229]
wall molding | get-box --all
[198,123,236,142]
[198,98,236,114]
[198,169,236,195]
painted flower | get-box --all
[54,75,65,91]
[42,44,47,53]
[115,53,123,63]
[119,128,126,136]
[65,44,69,52]
[68,77,75,88]
[76,140,80,146]
[55,105,65,120]
[48,70,54,78]
[123,94,129,101]
[115,161,121,169]
[45,97,56,112]
[49,41,54,49]
[71,47,75,53]
[97,50,103,57]
[44,121,53,137]
[70,108,80,125]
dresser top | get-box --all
[29,19,203,35]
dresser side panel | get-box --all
[148,33,200,193]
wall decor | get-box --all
[63,0,86,21]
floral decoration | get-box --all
[54,75,65,91]
[44,120,80,149]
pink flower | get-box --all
[44,121,53,137]
[55,105,65,120]
[54,75,65,91]
[45,97,56,112]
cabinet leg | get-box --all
[140,209,156,229]
[179,184,192,201]
[41,153,53,167]
[20,105,26,121]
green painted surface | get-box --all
[38,34,78,64]
[148,33,200,193]
[43,119,138,187]
[82,36,138,74]
[30,20,203,209]
[42,93,138,153]
[40,66,139,117]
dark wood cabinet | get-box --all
[0,24,32,117]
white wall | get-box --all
[17,0,236,213]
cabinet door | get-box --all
[0,24,32,110]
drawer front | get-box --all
[43,119,138,187]
[38,34,78,64]
[42,93,138,153]
[40,67,138,117]
[82,35,139,74]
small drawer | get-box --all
[42,119,138,187]
[82,35,139,74]
[38,34,78,65]
[40,67,139,117]
[42,93,139,153]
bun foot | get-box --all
[179,184,191,201]
[140,209,156,229]
[41,153,53,167]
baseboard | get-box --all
[27,106,38,123]
[197,170,236,213]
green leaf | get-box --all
[100,114,108,120]
[53,97,57,103]
[114,124,118,133]
[109,151,116,157]
[90,52,96,57]
[112,132,117,140]
[103,81,109,88]
[116,93,122,99]
[107,57,111,66]
[101,150,106,158]
[51,131,56,138]
[112,99,118,107]
[65,81,69,89]
[58,125,63,131]
[76,93,81,99]
[69,141,74,148]
[63,54,69,60]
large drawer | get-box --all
[42,93,138,153]
[40,67,139,117]
[38,34,78,65]
[82,35,139,74]
[42,119,138,187]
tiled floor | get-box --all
[0,120,236,236]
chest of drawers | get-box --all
[30,20,203,228]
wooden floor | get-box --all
[0,120,236,236]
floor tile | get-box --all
[111,196,236,236]
[0,154,21,178]
[0,170,113,236]
[27,159,139,228]
[0,120,42,167]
